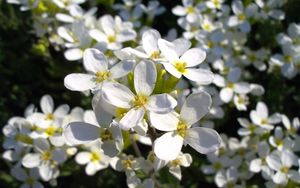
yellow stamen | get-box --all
[90,151,101,163]
[149,51,160,59]
[173,60,187,74]
[95,71,110,83]
[176,120,188,138]
[132,94,148,108]
[41,151,52,161]
[107,35,116,43]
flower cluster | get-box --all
[202,102,300,187]
[4,0,300,187]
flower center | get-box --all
[45,126,56,136]
[260,118,268,125]
[202,23,212,31]
[149,50,160,59]
[133,95,148,108]
[173,60,187,73]
[107,35,116,43]
[115,108,129,120]
[280,166,289,174]
[186,6,195,14]
[227,82,234,89]
[45,113,54,120]
[26,178,35,185]
[171,158,181,166]
[284,55,292,63]
[100,129,113,141]
[95,71,110,83]
[90,151,101,163]
[176,120,188,138]
[122,158,133,169]
[213,0,220,7]
[15,134,33,144]
[41,151,52,161]
[238,14,246,21]
[213,161,223,170]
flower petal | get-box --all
[180,48,206,67]
[149,111,179,131]
[142,29,161,56]
[154,132,183,160]
[63,122,100,145]
[146,94,177,114]
[64,48,83,61]
[40,95,54,114]
[22,153,41,168]
[102,82,134,108]
[158,39,179,62]
[64,73,96,91]
[134,60,157,96]
[180,92,212,126]
[119,108,144,130]
[183,68,214,84]
[83,48,108,73]
[110,60,135,79]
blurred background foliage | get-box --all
[0,0,300,187]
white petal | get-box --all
[110,60,135,79]
[39,163,53,181]
[158,39,179,62]
[266,154,281,171]
[64,73,96,91]
[172,38,191,56]
[54,104,70,117]
[11,166,28,181]
[154,132,183,160]
[64,48,83,61]
[146,94,177,114]
[249,159,262,172]
[22,153,41,168]
[75,152,91,165]
[40,95,54,114]
[134,60,156,96]
[119,108,144,130]
[89,29,107,42]
[34,138,50,151]
[102,82,134,109]
[273,171,287,185]
[180,48,206,67]
[83,48,108,73]
[281,149,295,168]
[55,13,74,23]
[180,92,212,126]
[57,27,74,43]
[185,127,221,154]
[227,67,241,83]
[220,88,233,103]
[257,102,268,118]
[163,63,182,78]
[149,111,179,131]
[100,15,115,35]
[172,6,186,16]
[63,122,100,145]
[233,82,251,94]
[183,68,214,84]
[169,166,182,180]
[142,29,161,56]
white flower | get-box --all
[250,102,281,130]
[75,141,110,175]
[64,48,134,92]
[102,60,177,130]
[151,92,221,160]
[167,152,192,180]
[206,0,225,10]
[21,138,67,181]
[214,67,251,103]
[172,0,200,23]
[158,38,214,84]
[269,127,294,151]
[11,166,44,188]
[89,15,136,50]
[266,149,299,185]
[249,142,273,179]
[63,112,123,157]
[282,115,300,136]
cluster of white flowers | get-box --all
[202,101,300,187]
[4,0,300,187]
